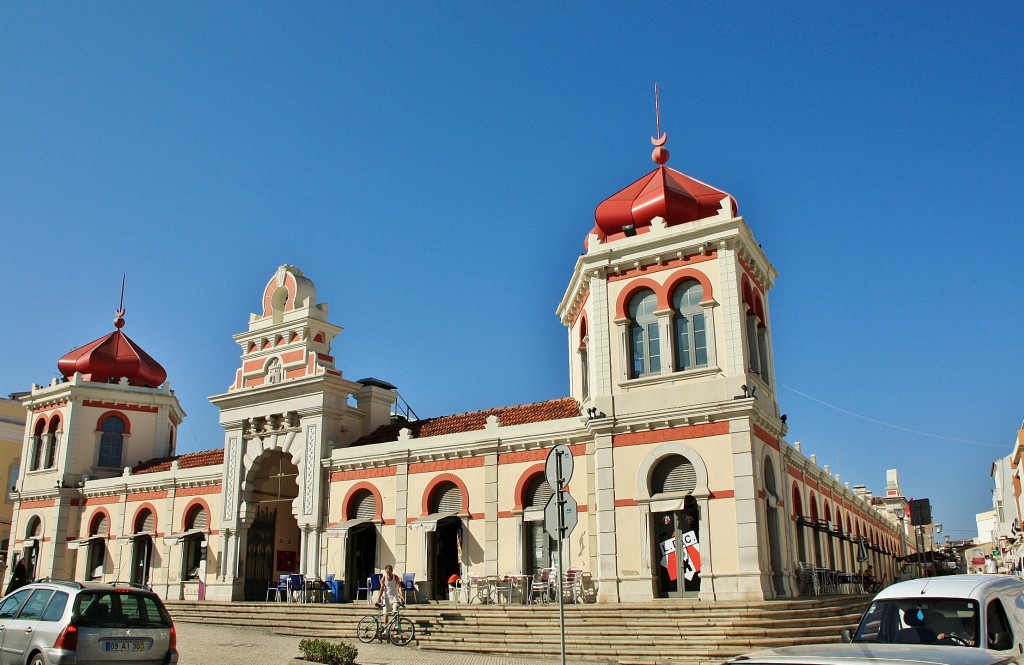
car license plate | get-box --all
[104,639,147,652]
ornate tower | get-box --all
[11,308,184,579]
[210,265,392,599]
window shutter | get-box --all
[188,507,208,531]
[92,515,109,537]
[137,511,155,534]
[434,483,463,514]
[526,477,554,509]
[352,491,378,520]
[651,456,696,495]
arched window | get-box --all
[430,481,463,514]
[743,286,771,384]
[649,455,697,495]
[98,416,126,468]
[628,289,661,378]
[579,317,589,401]
[135,508,155,534]
[524,474,554,510]
[29,419,45,472]
[522,473,556,575]
[349,490,378,520]
[672,280,707,371]
[185,504,209,532]
[45,416,61,468]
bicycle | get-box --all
[356,601,415,646]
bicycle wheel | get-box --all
[388,616,415,646]
[356,615,379,643]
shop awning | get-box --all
[648,496,688,513]
[409,512,459,532]
[66,535,106,549]
[162,529,207,545]
[116,532,156,545]
[324,518,375,538]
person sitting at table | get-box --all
[862,565,880,593]
[375,565,405,620]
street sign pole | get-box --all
[556,449,566,665]
[545,444,574,665]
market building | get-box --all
[4,132,909,603]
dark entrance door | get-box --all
[345,523,377,602]
[244,506,277,601]
[653,501,701,598]
[130,536,153,586]
[429,517,463,599]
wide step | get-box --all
[167,596,870,665]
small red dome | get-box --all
[593,165,738,241]
[58,324,167,388]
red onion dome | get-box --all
[57,311,167,388]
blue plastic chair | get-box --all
[288,574,306,603]
[356,573,383,603]
[402,572,418,603]
[266,574,288,602]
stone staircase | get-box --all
[166,595,871,665]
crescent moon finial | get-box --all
[650,83,669,163]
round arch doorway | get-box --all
[649,454,701,598]
[241,449,301,600]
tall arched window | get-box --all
[579,317,589,401]
[45,416,61,468]
[672,280,707,371]
[523,473,556,575]
[98,416,126,468]
[628,289,661,378]
[29,419,45,472]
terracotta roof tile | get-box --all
[352,397,580,447]
[133,448,224,475]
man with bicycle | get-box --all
[376,564,405,621]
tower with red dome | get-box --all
[10,308,185,580]
[557,124,786,600]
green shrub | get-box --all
[297,638,358,665]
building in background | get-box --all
[0,396,25,566]
[4,130,910,602]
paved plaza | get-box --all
[176,619,610,665]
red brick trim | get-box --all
[31,401,68,414]
[83,496,121,506]
[409,457,484,474]
[498,443,586,465]
[18,499,55,509]
[607,252,717,284]
[127,491,168,502]
[613,422,729,447]
[710,489,735,499]
[85,401,158,415]
[176,485,221,497]
[753,424,779,451]
[330,467,397,482]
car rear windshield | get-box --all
[74,591,171,629]
[854,598,980,647]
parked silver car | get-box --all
[724,643,1024,665]
[0,579,177,665]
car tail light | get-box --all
[54,624,78,651]
[169,624,176,651]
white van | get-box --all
[845,574,1024,653]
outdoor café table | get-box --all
[506,574,531,604]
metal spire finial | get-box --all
[114,274,126,329]
[650,83,669,164]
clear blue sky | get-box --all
[2,3,1021,541]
